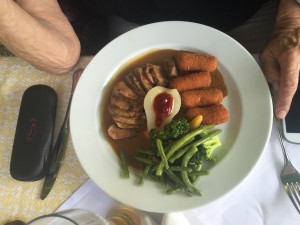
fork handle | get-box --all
[273,116,290,163]
[270,86,290,163]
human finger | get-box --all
[275,54,300,118]
[259,49,280,85]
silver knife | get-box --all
[40,68,83,200]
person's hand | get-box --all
[260,0,300,119]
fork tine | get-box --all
[291,183,300,205]
[293,182,300,202]
[286,183,300,214]
[295,182,300,193]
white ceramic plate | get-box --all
[70,21,272,213]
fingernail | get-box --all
[276,110,287,119]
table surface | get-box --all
[58,123,300,225]
[1,56,300,224]
[0,56,92,224]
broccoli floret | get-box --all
[188,151,203,170]
[189,133,221,167]
[200,135,221,161]
[158,118,190,140]
[149,118,190,150]
[149,129,158,150]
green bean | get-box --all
[190,163,202,183]
[134,156,153,165]
[156,125,214,176]
[166,125,214,158]
[164,169,185,187]
[119,125,222,197]
[184,188,195,197]
[156,139,169,169]
[185,129,222,150]
[169,145,192,163]
[169,166,192,173]
[189,170,209,176]
[169,138,195,163]
[181,146,202,196]
[139,165,151,186]
[138,149,155,155]
[120,150,129,178]
[149,174,160,181]
[159,174,167,188]
[149,165,158,173]
[166,187,182,195]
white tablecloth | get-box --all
[58,122,300,224]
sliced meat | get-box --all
[113,80,140,100]
[125,72,146,97]
[143,65,156,84]
[146,64,168,86]
[115,121,141,129]
[108,105,143,118]
[111,93,143,111]
[163,58,178,78]
[111,93,131,110]
[108,124,138,140]
[113,115,145,126]
[134,67,155,91]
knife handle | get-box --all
[47,69,83,174]
[48,124,69,175]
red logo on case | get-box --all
[26,118,37,140]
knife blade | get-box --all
[40,68,83,200]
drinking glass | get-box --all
[26,207,141,225]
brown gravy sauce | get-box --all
[101,49,227,162]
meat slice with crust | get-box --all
[125,72,146,97]
[134,67,155,91]
[114,121,142,129]
[108,124,138,140]
[108,105,143,118]
[163,58,178,78]
[146,63,168,86]
[112,114,145,126]
[113,80,140,100]
[111,93,143,111]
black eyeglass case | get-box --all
[10,85,57,181]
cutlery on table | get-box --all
[271,88,300,214]
[274,116,300,214]
[40,68,83,200]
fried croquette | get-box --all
[185,104,229,125]
[175,52,218,72]
[169,72,211,92]
[181,88,223,108]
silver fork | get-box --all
[273,115,300,214]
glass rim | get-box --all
[26,213,79,225]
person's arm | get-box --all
[260,0,300,119]
[0,0,80,75]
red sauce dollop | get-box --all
[153,92,173,128]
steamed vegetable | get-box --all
[120,118,223,196]
[120,150,129,178]
[149,118,190,150]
